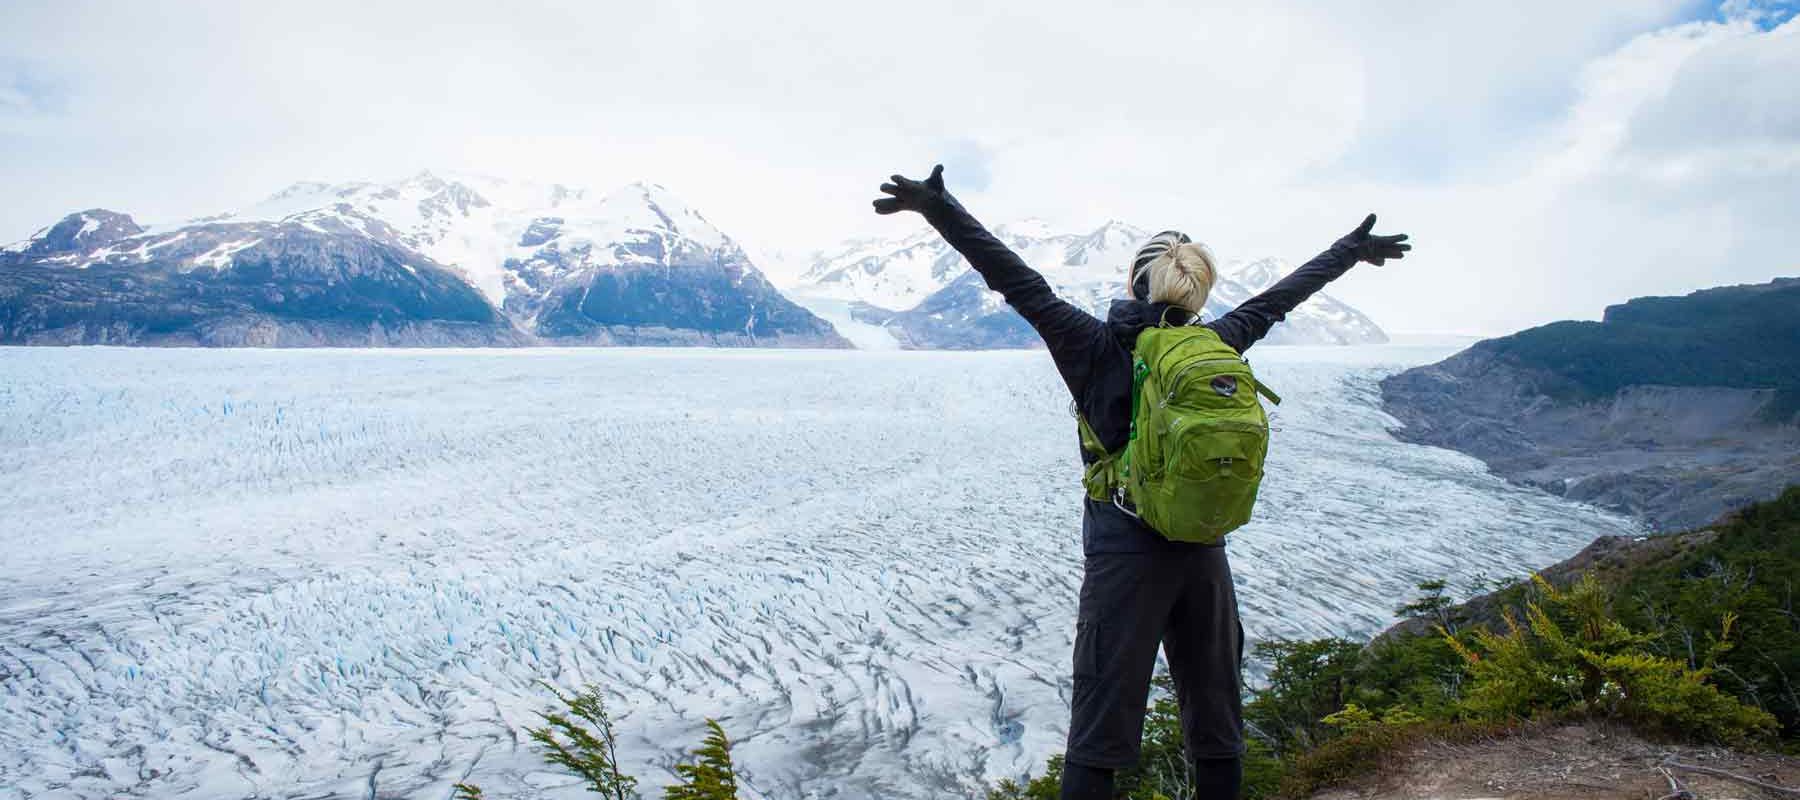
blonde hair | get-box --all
[1147,242,1218,313]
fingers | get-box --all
[1355,213,1376,237]
[1367,245,1410,264]
[879,183,900,196]
[1373,233,1409,245]
[927,164,944,188]
[872,198,902,214]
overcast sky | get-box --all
[3,0,1795,334]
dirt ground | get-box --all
[1310,723,1800,800]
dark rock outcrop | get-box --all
[0,225,526,346]
[505,231,846,348]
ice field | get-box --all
[0,346,1641,798]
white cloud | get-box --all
[1327,13,1800,333]
[1,1,1792,333]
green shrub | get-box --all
[984,755,1063,800]
[1617,487,1800,734]
[1450,574,1778,745]
[1238,738,1285,799]
[663,719,740,800]
[461,686,747,800]
[526,684,640,799]
[1243,638,1364,756]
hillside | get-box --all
[1321,488,1800,799]
[1380,277,1800,530]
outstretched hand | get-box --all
[873,165,949,216]
[1342,214,1411,266]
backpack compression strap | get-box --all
[1076,356,1151,505]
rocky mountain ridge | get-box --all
[0,172,847,348]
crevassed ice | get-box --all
[0,346,1638,799]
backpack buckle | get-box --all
[1111,487,1141,520]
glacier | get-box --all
[0,346,1640,798]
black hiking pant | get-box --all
[1065,546,1245,770]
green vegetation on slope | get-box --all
[1473,277,1800,416]
[1616,486,1800,734]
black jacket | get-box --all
[921,194,1361,553]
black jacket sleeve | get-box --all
[922,194,1108,398]
[1206,238,1360,353]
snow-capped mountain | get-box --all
[800,218,1140,313]
[0,173,847,348]
[796,223,1388,349]
[1216,257,1387,345]
[0,209,517,347]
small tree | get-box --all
[1245,637,1365,754]
[527,683,640,799]
[663,719,740,800]
[1396,579,1461,633]
[984,755,1063,800]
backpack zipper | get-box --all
[1161,358,1251,406]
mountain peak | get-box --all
[15,209,143,255]
[267,181,334,201]
[400,169,446,189]
[1227,257,1293,292]
[993,218,1056,240]
[591,182,727,250]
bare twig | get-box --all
[1657,764,1693,800]
[1662,757,1800,796]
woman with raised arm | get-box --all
[872,165,1410,799]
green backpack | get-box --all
[1078,323,1280,544]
